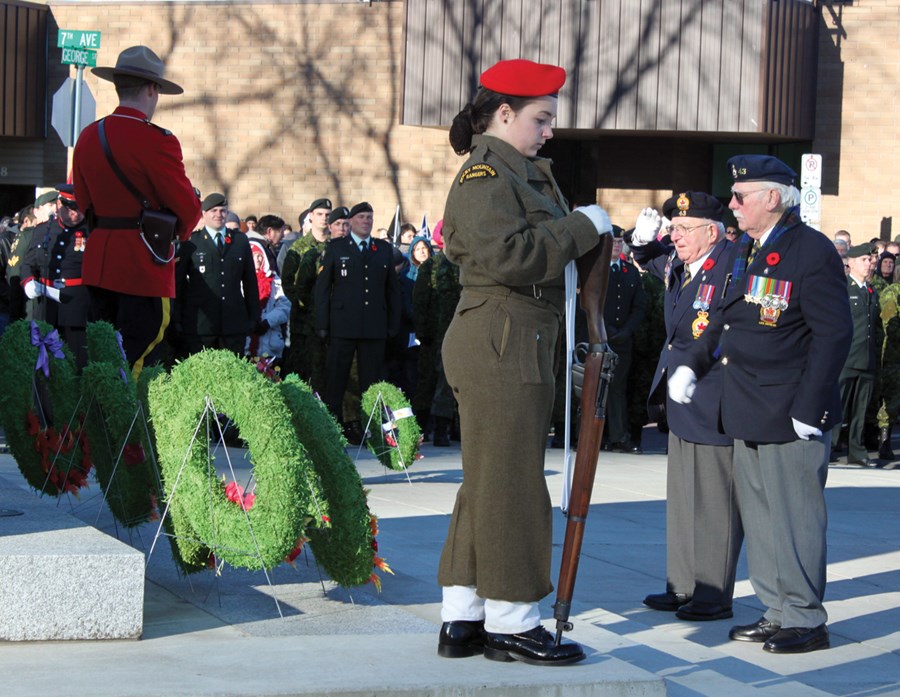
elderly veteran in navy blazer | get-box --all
[669,155,852,654]
[314,201,401,428]
[630,191,743,623]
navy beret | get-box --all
[202,192,227,212]
[35,191,58,207]
[328,206,350,224]
[349,201,373,217]
[663,191,725,222]
[727,155,796,186]
[308,198,332,212]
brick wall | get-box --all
[49,1,457,229]
[815,0,900,241]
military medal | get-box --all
[74,231,85,252]
[692,311,709,338]
[692,283,715,311]
[744,274,792,326]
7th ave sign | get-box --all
[58,29,101,67]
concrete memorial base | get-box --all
[0,475,144,641]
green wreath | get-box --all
[279,376,378,587]
[82,322,158,527]
[361,381,421,470]
[0,319,91,495]
[148,349,325,570]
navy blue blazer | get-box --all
[314,235,401,340]
[682,210,852,444]
[634,238,733,446]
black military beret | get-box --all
[727,155,796,186]
[309,198,332,212]
[328,206,350,224]
[349,201,373,217]
[663,191,725,222]
[847,243,876,259]
[202,192,227,212]
[35,191,58,207]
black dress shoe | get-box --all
[438,620,486,658]
[848,458,877,468]
[675,601,733,621]
[763,624,829,653]
[483,625,585,666]
[643,591,691,612]
[728,617,781,642]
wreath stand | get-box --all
[146,395,317,618]
[359,392,414,483]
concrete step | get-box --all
[0,475,144,640]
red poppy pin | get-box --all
[702,258,715,271]
[766,252,780,266]
[225,235,232,244]
[868,286,874,295]
[371,242,378,251]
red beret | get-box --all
[480,59,566,98]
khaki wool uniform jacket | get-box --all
[438,134,599,602]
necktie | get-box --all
[681,265,692,289]
[747,240,761,267]
[611,260,619,272]
[217,234,224,255]
[360,240,368,253]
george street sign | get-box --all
[61,47,98,67]
[57,29,101,50]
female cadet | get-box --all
[436,59,612,666]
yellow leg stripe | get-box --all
[132,297,170,381]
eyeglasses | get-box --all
[730,188,769,205]
[666,223,709,237]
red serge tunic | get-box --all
[73,106,201,298]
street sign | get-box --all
[801,153,822,188]
[800,186,822,224]
[61,47,97,67]
[51,78,96,147]
[57,30,101,50]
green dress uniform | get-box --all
[438,134,599,602]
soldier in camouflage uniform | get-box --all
[876,268,900,460]
[412,231,461,446]
[281,200,337,381]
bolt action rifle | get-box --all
[553,234,617,645]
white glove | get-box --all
[575,205,612,235]
[792,418,822,441]
[23,279,43,299]
[45,285,61,302]
[631,207,661,246]
[668,366,697,404]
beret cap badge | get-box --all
[676,193,690,216]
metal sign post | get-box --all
[57,29,102,147]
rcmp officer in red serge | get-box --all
[629,192,743,622]
[669,155,852,653]
[437,59,613,666]
[72,46,201,378]
[314,201,401,428]
[21,183,92,368]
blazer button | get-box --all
[724,324,730,330]
[721,357,729,365]
[667,344,672,351]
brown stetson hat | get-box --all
[92,46,183,95]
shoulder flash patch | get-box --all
[458,163,497,185]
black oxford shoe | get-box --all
[643,591,691,612]
[763,624,830,654]
[728,617,781,642]
[675,601,733,621]
[848,458,877,468]
[483,625,586,666]
[438,620,486,658]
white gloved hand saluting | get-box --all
[668,366,697,404]
[631,207,662,246]
[792,418,823,441]
[575,205,613,236]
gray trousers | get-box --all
[734,434,830,628]
[666,434,743,605]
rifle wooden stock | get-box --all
[553,234,615,643]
